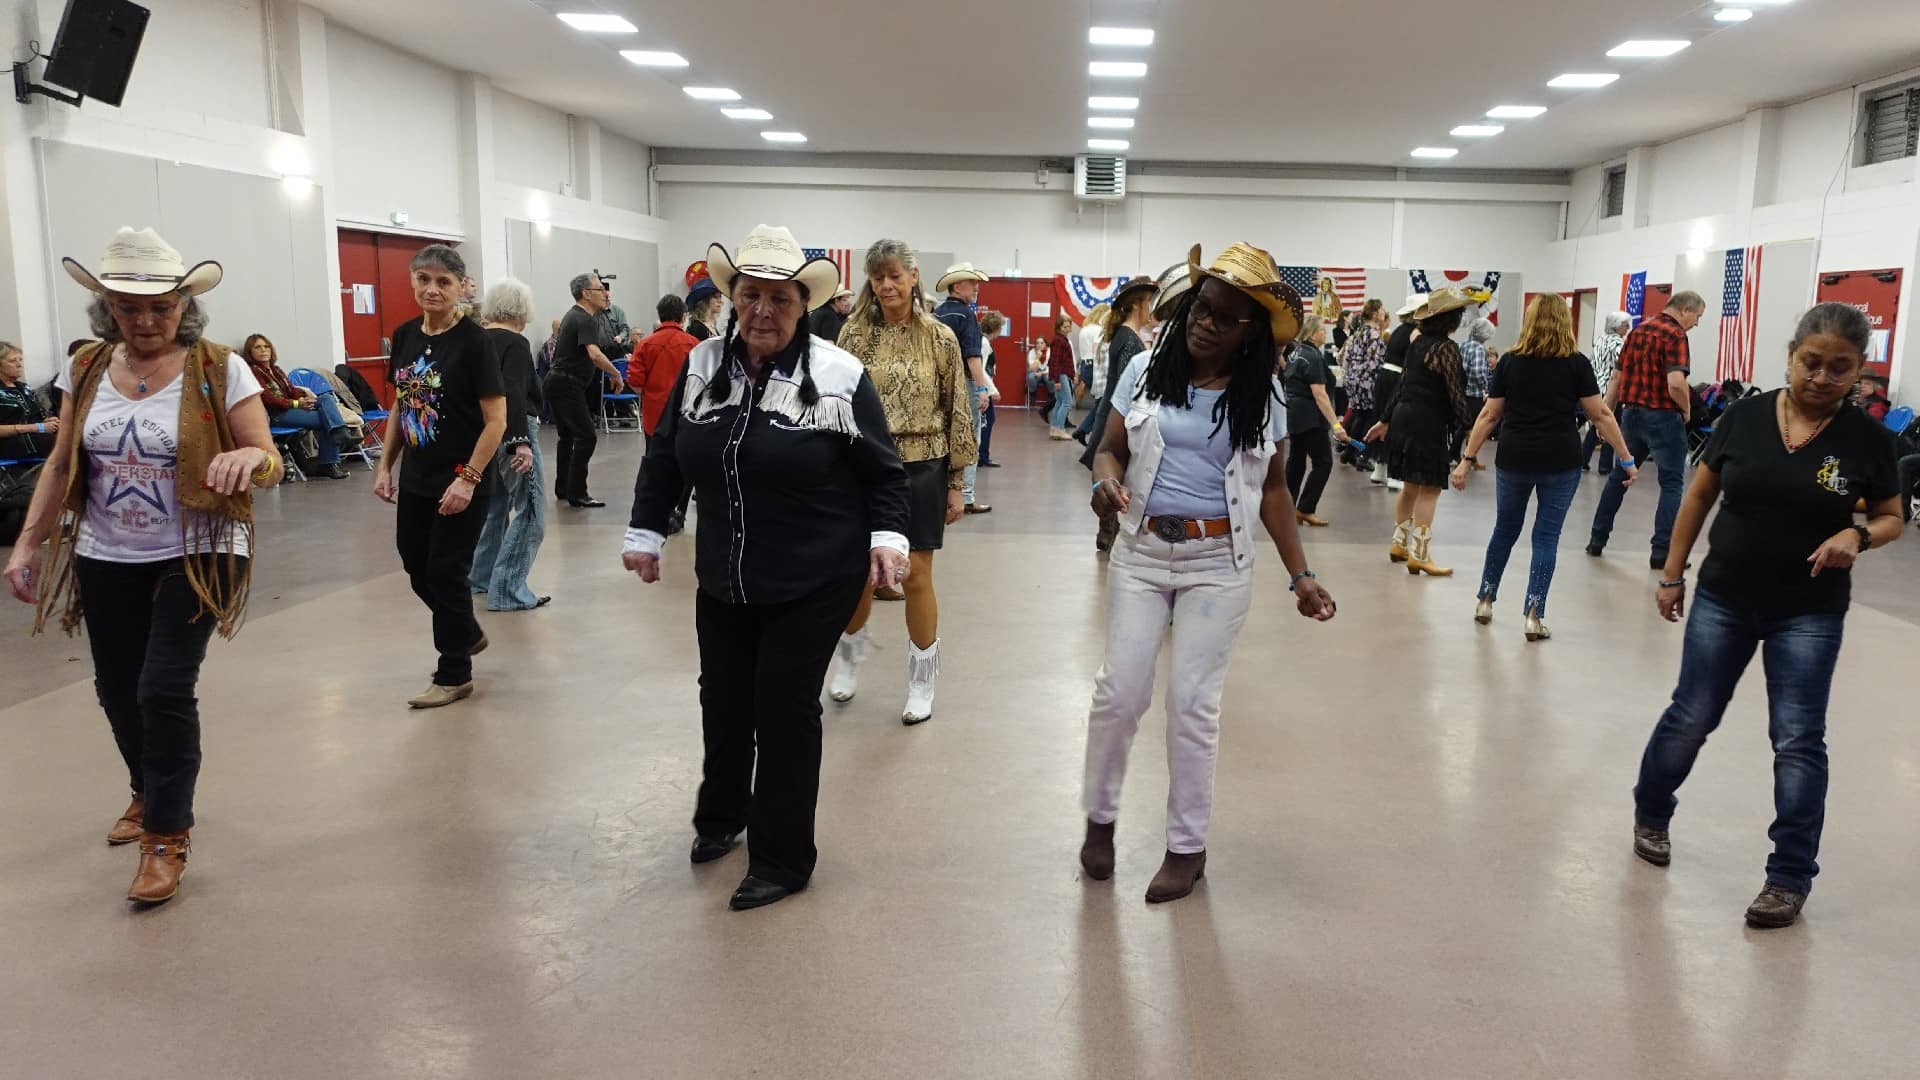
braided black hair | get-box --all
[702,282,818,407]
[1134,287,1281,452]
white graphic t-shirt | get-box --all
[56,352,262,563]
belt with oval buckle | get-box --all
[1148,516,1230,543]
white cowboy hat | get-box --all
[935,262,991,292]
[63,226,223,297]
[830,286,855,302]
[1395,294,1427,317]
[706,225,842,312]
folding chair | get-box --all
[269,427,308,481]
[603,359,641,432]
[1885,404,1914,437]
[287,367,380,471]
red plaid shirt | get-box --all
[1612,312,1691,411]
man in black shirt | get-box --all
[809,286,853,344]
[544,272,626,508]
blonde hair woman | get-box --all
[829,238,978,725]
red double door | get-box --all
[337,229,446,409]
[975,277,1065,406]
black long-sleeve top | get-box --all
[485,327,544,445]
[628,334,912,606]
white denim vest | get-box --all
[1118,380,1281,571]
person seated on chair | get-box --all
[242,333,352,480]
[0,341,57,459]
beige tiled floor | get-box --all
[2,415,1916,1079]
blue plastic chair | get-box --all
[288,367,382,471]
[602,359,640,433]
[268,425,308,481]
[1885,405,1913,436]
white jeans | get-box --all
[1082,529,1254,854]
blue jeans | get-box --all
[979,397,996,463]
[273,391,349,464]
[1477,468,1580,616]
[1589,406,1688,556]
[963,384,988,504]
[1632,587,1844,895]
[468,433,548,610]
[1050,374,1074,429]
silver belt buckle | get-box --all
[1152,517,1188,544]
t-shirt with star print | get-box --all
[56,351,262,562]
[387,315,506,498]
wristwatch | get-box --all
[1851,523,1872,553]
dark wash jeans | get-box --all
[1590,405,1689,557]
[1477,467,1580,617]
[396,489,489,686]
[76,555,242,833]
[1633,586,1844,895]
[692,576,867,891]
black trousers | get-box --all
[545,373,598,501]
[1287,426,1334,514]
[693,575,867,890]
[76,556,238,833]
[396,489,489,685]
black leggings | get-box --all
[1286,427,1334,514]
[396,489,490,685]
[77,555,240,833]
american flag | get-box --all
[1716,246,1763,383]
[1282,266,1366,318]
[802,248,855,289]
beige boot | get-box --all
[1405,525,1454,577]
[1389,518,1413,563]
[107,794,145,846]
[128,831,190,904]
[408,682,474,709]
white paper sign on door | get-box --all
[351,284,376,315]
[1030,301,1052,318]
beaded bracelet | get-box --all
[454,463,485,484]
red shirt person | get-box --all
[632,294,701,437]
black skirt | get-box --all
[1385,401,1455,487]
[903,458,950,551]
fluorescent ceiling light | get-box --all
[1487,105,1548,119]
[683,86,741,101]
[721,107,772,121]
[1451,124,1505,137]
[1715,7,1754,20]
[620,50,688,67]
[1089,61,1148,78]
[1411,147,1459,159]
[1089,96,1139,111]
[761,131,807,143]
[1088,116,1135,129]
[1608,39,1691,57]
[1088,138,1130,151]
[1089,27,1154,46]
[1548,73,1621,88]
[556,12,636,33]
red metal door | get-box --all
[374,234,434,348]
[338,229,381,360]
[976,277,1059,406]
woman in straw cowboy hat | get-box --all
[625,225,910,911]
[1365,287,1481,576]
[1079,243,1337,903]
[3,227,283,905]
[826,238,978,725]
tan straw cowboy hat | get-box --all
[63,227,222,297]
[706,225,843,312]
[1412,286,1478,320]
[935,262,991,292]
[1188,242,1305,342]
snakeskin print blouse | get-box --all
[838,314,979,480]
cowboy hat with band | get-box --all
[1411,286,1478,321]
[64,226,223,297]
[1187,242,1304,343]
[706,225,842,312]
[934,263,990,293]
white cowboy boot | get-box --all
[902,639,940,726]
[829,629,868,703]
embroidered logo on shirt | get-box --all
[395,357,443,447]
[1814,456,1848,496]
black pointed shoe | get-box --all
[1745,883,1808,929]
[729,875,801,911]
[690,833,740,864]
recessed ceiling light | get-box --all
[1451,124,1505,137]
[556,12,637,33]
[683,86,741,101]
[1088,138,1130,151]
[761,131,807,143]
[1487,105,1548,119]
[1548,73,1621,88]
[1088,116,1135,129]
[1411,147,1460,159]
[1608,40,1691,57]
[1089,96,1140,111]
[620,50,688,67]
[1714,7,1754,20]
[1089,61,1148,78]
[1089,27,1154,46]
[722,107,772,121]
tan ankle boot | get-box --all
[1405,525,1454,577]
[1145,850,1206,903]
[1389,519,1412,563]
[107,794,145,846]
[128,831,190,903]
[1080,820,1116,881]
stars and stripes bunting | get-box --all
[1716,246,1763,383]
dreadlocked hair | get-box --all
[702,282,818,408]
[1133,287,1282,453]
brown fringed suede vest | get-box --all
[33,340,255,638]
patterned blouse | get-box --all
[838,314,978,480]
[1342,324,1386,411]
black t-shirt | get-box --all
[1699,390,1898,616]
[1488,352,1599,472]
[1385,322,1416,369]
[551,305,604,381]
[389,316,506,497]
[1283,343,1330,433]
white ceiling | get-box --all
[306,0,1920,171]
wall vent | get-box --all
[1075,155,1126,201]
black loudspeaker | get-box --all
[42,0,150,107]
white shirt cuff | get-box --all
[624,528,666,557]
[870,531,909,557]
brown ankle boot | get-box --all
[1079,820,1116,881]
[1145,850,1206,903]
[107,794,145,846]
[128,831,190,904]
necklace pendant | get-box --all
[138,377,148,394]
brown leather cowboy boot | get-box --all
[1145,850,1206,903]
[1079,820,1115,881]
[128,831,190,904]
[107,794,144,846]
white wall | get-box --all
[1645,124,1743,227]
[325,21,463,236]
[492,90,572,195]
[602,132,652,216]
[1768,90,1854,205]
[100,0,274,130]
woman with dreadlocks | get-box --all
[624,226,911,912]
[1077,243,1338,904]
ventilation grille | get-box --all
[1602,165,1626,218]
[1862,82,1920,166]
[1075,155,1127,201]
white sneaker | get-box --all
[829,629,867,703]
[902,639,939,726]
[1387,479,1404,492]
[1370,462,1389,486]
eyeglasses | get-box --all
[1795,358,1858,385]
[1189,297,1257,330]
[111,301,180,323]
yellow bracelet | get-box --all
[252,453,279,484]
